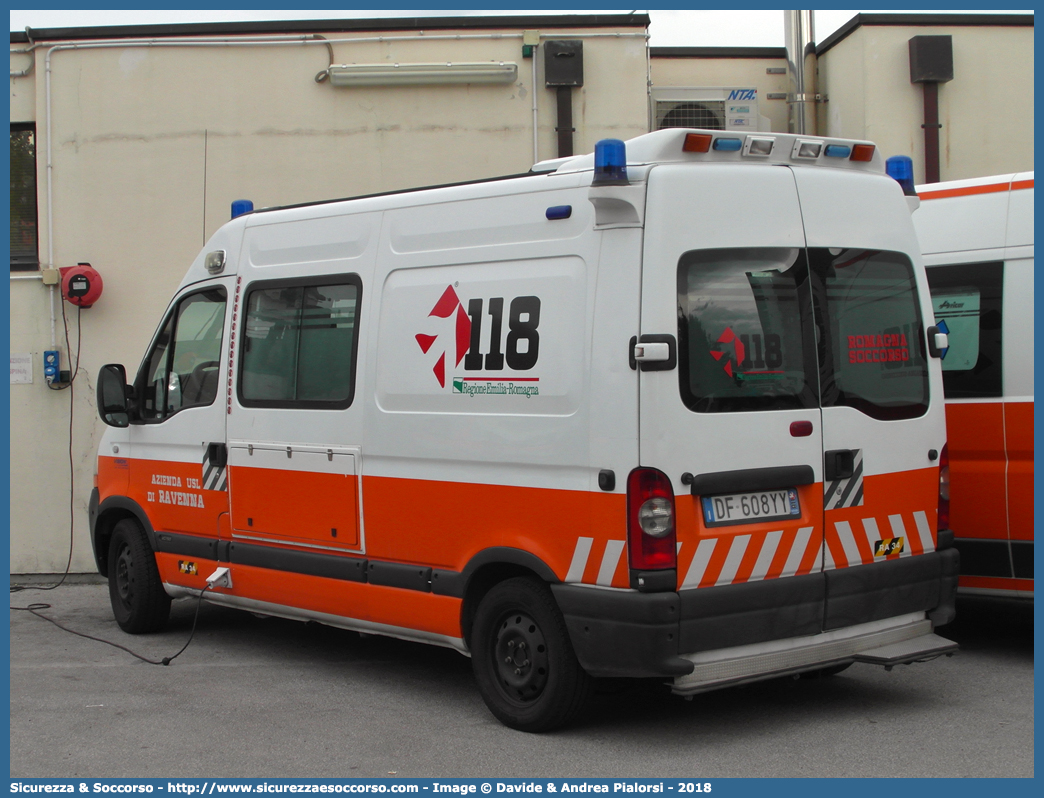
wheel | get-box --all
[471,577,592,732]
[800,662,853,679]
[107,518,171,633]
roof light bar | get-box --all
[792,140,823,160]
[743,136,776,157]
[328,62,518,87]
[683,133,713,153]
[824,144,851,158]
[712,138,742,152]
[850,144,876,162]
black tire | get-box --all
[800,662,853,679]
[471,577,592,732]
[107,518,171,634]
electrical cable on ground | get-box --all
[11,586,213,666]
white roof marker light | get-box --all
[743,137,776,157]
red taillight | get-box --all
[937,443,950,532]
[626,467,677,570]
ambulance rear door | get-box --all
[639,163,827,650]
[792,167,943,631]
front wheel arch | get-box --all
[92,496,158,577]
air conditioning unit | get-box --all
[651,87,770,133]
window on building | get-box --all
[10,123,39,271]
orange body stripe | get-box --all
[1003,402,1034,543]
[959,575,1033,594]
[362,475,628,585]
[919,178,1032,201]
[229,466,360,547]
[945,402,1008,541]
[155,552,463,639]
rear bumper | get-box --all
[552,542,959,680]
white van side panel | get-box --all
[914,175,1015,256]
[365,181,615,490]
[1006,172,1034,248]
[1002,257,1034,399]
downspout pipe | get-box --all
[784,10,818,135]
[908,35,954,184]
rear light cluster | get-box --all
[626,467,677,570]
[682,132,876,163]
[937,443,950,532]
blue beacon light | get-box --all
[231,199,254,219]
[885,155,917,196]
[592,139,629,186]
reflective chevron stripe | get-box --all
[565,509,935,587]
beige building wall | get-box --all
[8,18,649,573]
[818,21,1034,183]
[650,51,790,133]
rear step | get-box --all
[672,613,957,695]
[852,632,958,669]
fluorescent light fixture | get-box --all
[328,62,518,86]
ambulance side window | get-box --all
[137,287,227,421]
[238,274,361,409]
[812,249,929,420]
[676,247,818,413]
[925,262,1003,398]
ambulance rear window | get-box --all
[677,247,818,413]
[812,249,929,420]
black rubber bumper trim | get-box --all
[953,538,1012,577]
[368,561,431,592]
[155,532,220,561]
[1011,541,1033,579]
[229,540,367,583]
[679,572,825,653]
[550,583,692,678]
[825,549,959,630]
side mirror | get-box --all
[97,364,132,427]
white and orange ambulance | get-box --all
[92,128,958,731]
[913,173,1034,601]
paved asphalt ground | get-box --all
[9,576,1033,779]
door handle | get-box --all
[629,334,677,371]
[207,442,228,469]
[824,449,855,481]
